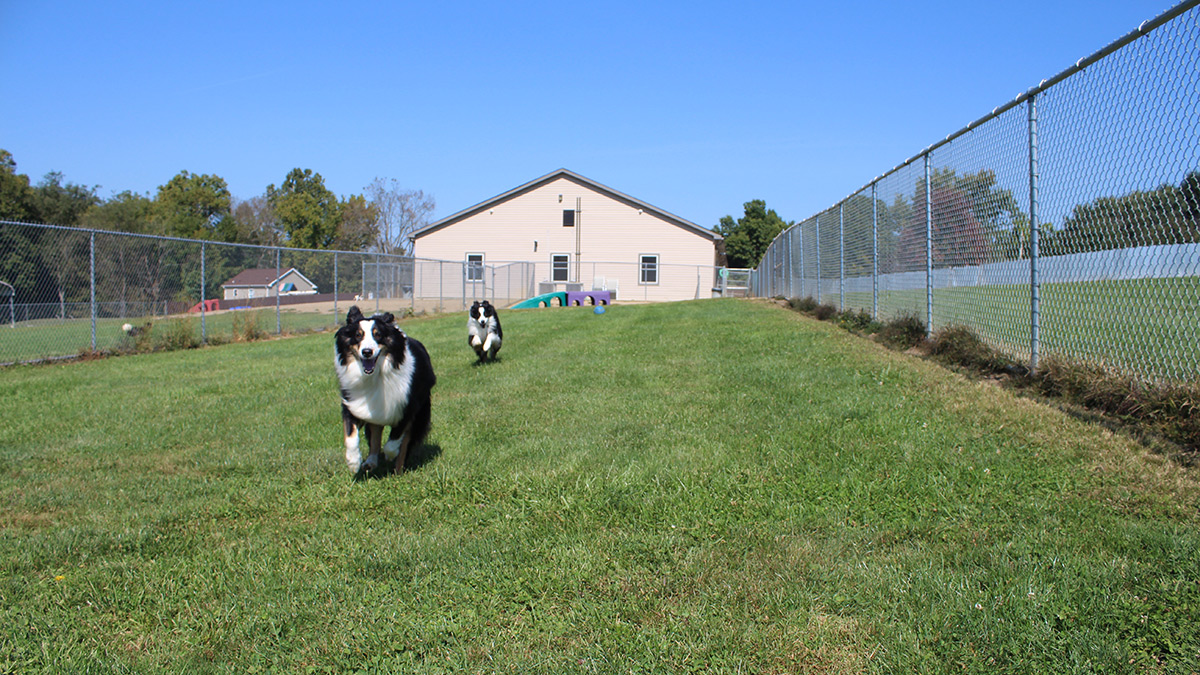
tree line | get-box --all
[0,149,436,309]
[717,168,1200,271]
[0,149,435,253]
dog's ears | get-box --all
[346,306,364,325]
[377,312,395,326]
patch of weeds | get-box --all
[1035,356,1199,455]
[787,297,819,313]
[811,303,838,321]
[232,311,267,342]
[929,325,1017,375]
[159,318,200,351]
[115,322,156,354]
[837,309,881,335]
[876,314,926,351]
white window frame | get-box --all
[466,253,484,283]
[639,254,660,285]
[551,253,571,282]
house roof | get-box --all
[411,169,722,242]
[222,267,316,289]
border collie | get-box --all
[467,300,503,361]
[335,306,436,478]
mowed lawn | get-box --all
[1,299,1197,673]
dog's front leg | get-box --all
[360,423,385,476]
[343,406,363,473]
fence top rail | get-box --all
[1,220,731,272]
[0,219,448,263]
[757,0,1199,259]
[825,0,1198,227]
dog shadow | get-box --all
[353,443,443,482]
[471,356,502,367]
[405,443,442,471]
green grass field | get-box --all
[0,307,339,364]
[2,299,1197,673]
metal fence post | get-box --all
[924,153,933,338]
[871,183,878,319]
[798,222,805,299]
[200,242,206,344]
[1028,93,1041,372]
[89,231,96,351]
[275,247,281,334]
[838,203,845,310]
[815,215,822,305]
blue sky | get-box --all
[0,0,1177,231]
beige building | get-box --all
[410,169,723,303]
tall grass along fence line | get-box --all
[0,220,736,365]
[752,0,1200,384]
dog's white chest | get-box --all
[337,347,415,425]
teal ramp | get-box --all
[511,292,567,309]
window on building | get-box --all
[552,254,570,282]
[562,209,575,227]
[466,253,484,282]
[639,254,659,285]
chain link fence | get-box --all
[0,220,733,364]
[754,0,1200,383]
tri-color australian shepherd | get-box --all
[467,300,503,361]
[335,306,436,479]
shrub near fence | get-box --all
[754,0,1200,383]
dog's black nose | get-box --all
[361,348,374,359]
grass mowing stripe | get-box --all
[1,299,1197,673]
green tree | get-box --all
[1047,174,1200,255]
[0,149,37,222]
[267,169,342,250]
[335,194,379,252]
[31,172,100,227]
[79,190,154,233]
[153,170,233,239]
[231,195,283,246]
[716,199,793,269]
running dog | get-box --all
[334,306,436,478]
[467,300,503,361]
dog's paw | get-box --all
[361,456,379,475]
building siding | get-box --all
[414,174,719,302]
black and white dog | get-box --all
[467,300,503,361]
[335,306,436,478]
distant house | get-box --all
[221,268,318,301]
[410,169,723,302]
